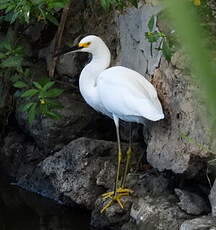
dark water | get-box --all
[0,177,94,230]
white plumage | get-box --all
[77,35,164,123]
[59,34,164,212]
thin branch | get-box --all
[49,1,71,78]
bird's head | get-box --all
[55,35,107,57]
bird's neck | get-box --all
[79,46,111,109]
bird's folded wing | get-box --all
[97,66,164,121]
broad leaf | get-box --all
[45,111,61,120]
[0,56,22,68]
[33,81,42,89]
[42,81,55,91]
[148,15,155,32]
[21,89,38,97]
[28,103,37,123]
[0,53,6,58]
[46,13,59,26]
[129,0,138,8]
[21,102,34,112]
[13,81,28,88]
[45,88,63,97]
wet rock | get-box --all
[175,188,210,215]
[130,195,190,230]
[180,216,216,230]
[147,59,209,175]
[17,137,144,209]
[209,179,216,216]
[16,92,114,152]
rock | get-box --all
[146,59,209,175]
[127,172,170,197]
[171,50,190,70]
[91,196,132,230]
[117,5,163,76]
[17,137,144,209]
[91,172,170,229]
[180,216,216,230]
[209,179,216,216]
[121,222,138,230]
[1,131,44,179]
[175,188,210,215]
[130,196,190,230]
[16,92,114,152]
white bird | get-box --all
[56,35,164,212]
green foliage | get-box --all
[0,30,64,123]
[99,0,138,9]
[0,0,69,25]
[14,79,64,123]
[145,15,175,61]
[0,31,24,68]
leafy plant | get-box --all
[0,0,69,25]
[0,33,24,67]
[145,15,175,61]
[14,79,64,123]
[99,0,138,9]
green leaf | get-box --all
[46,13,59,26]
[0,56,22,68]
[45,111,61,120]
[45,88,64,97]
[33,81,42,89]
[0,3,9,10]
[0,52,6,58]
[100,0,110,9]
[148,15,155,32]
[46,99,63,109]
[42,81,55,91]
[10,73,22,82]
[48,2,65,8]
[21,89,38,97]
[13,81,28,88]
[28,103,37,123]
[129,0,138,8]
[162,39,173,62]
[21,102,34,112]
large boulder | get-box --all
[175,188,210,215]
[146,58,209,175]
[16,92,114,152]
[209,179,216,216]
[130,195,190,230]
[17,137,144,209]
[180,216,216,230]
[117,5,163,75]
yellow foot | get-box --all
[100,188,133,213]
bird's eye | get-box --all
[86,42,91,46]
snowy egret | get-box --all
[56,35,164,212]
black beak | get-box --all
[54,45,82,57]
